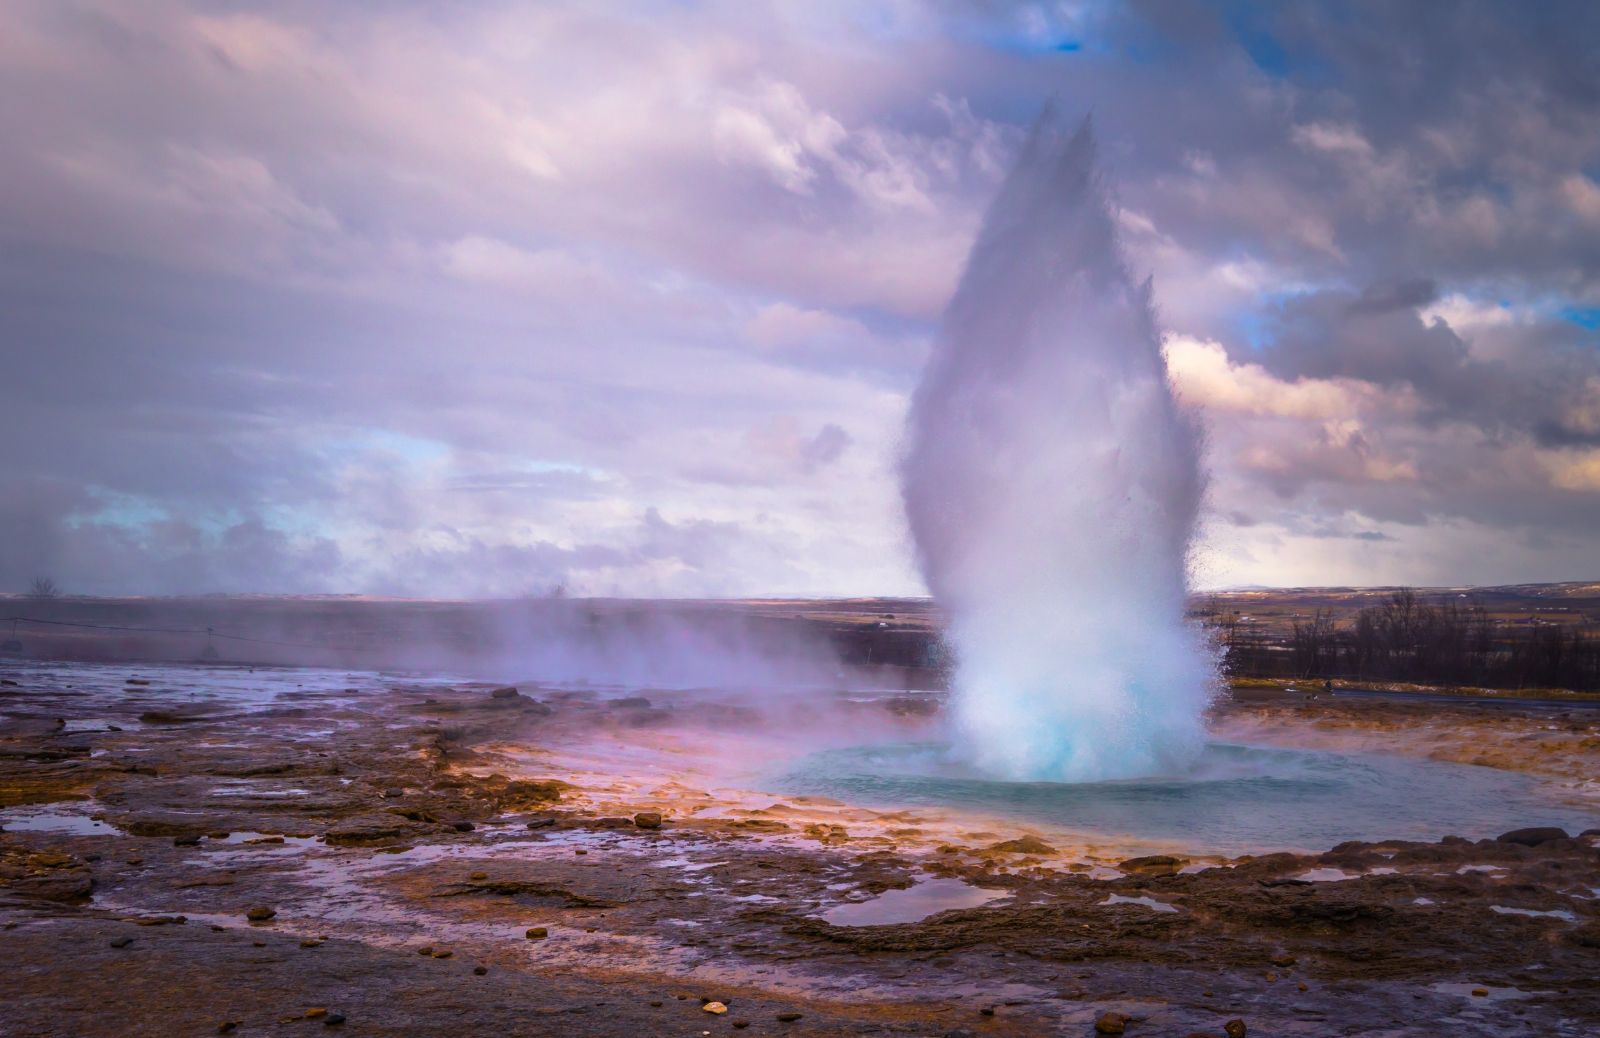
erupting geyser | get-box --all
[901,113,1213,781]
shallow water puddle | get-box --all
[0,804,120,836]
[1491,905,1578,922]
[820,877,1006,926]
[1099,893,1180,913]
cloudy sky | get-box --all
[2,1,1598,598]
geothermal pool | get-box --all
[6,661,1595,857]
[771,740,1598,854]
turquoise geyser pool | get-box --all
[772,740,1599,854]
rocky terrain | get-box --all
[2,663,1598,1036]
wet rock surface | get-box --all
[0,662,1597,1036]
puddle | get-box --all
[1296,868,1358,882]
[1100,894,1180,913]
[0,804,120,836]
[1456,864,1505,875]
[1491,905,1579,923]
[208,831,320,849]
[206,786,313,799]
[819,877,1007,926]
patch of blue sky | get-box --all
[1231,283,1328,354]
[1221,3,1334,86]
[64,490,170,530]
[1557,305,1600,331]
[328,429,451,465]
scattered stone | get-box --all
[417,946,433,955]
[173,834,201,847]
[300,938,323,948]
[634,811,664,830]
[305,1009,328,1019]
[218,1021,240,1033]
[1471,987,1489,997]
[125,678,150,686]
[469,871,488,880]
[732,1022,750,1030]
[451,821,475,832]
[1224,1020,1247,1038]
[1497,827,1569,846]
[776,1012,803,1022]
[245,906,276,922]
[382,788,405,799]
[323,1012,346,1026]
[474,965,487,975]
[431,949,453,958]
[490,686,520,699]
[525,927,548,939]
[108,936,133,948]
[703,1002,728,1015]
[1269,953,1296,967]
[485,767,563,802]
[1095,1011,1127,1035]
[594,816,635,829]
[526,816,558,829]
[1119,854,1185,874]
[575,849,587,856]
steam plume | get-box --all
[901,112,1213,781]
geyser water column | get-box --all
[901,114,1213,782]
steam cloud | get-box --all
[901,113,1214,781]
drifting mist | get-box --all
[901,113,1214,781]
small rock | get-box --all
[1269,953,1296,967]
[526,816,557,829]
[451,820,475,832]
[490,686,520,699]
[300,938,323,948]
[323,1013,346,1026]
[474,965,488,975]
[1119,854,1185,874]
[173,834,201,847]
[732,1022,750,1030]
[1095,1011,1127,1035]
[525,927,548,939]
[634,811,664,830]
[1496,826,1569,846]
[432,949,453,958]
[245,906,276,922]
[776,1012,803,1022]
[575,849,587,855]
[108,936,133,948]
[986,835,1055,855]
[469,871,488,880]
[382,788,405,799]
[305,1009,328,1019]
[703,1002,728,1015]
[1471,987,1489,997]
[1224,1020,1247,1038]
[218,1022,240,1034]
